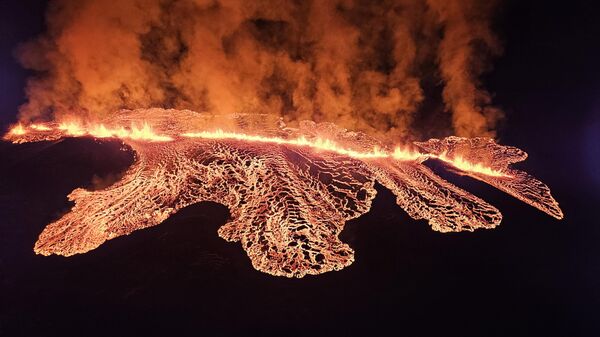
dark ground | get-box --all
[1,1,599,336]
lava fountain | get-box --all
[3,109,563,277]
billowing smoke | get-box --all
[16,0,502,139]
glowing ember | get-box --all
[2,109,563,277]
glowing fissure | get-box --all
[8,123,26,135]
[10,121,174,142]
[8,122,508,177]
[3,109,562,278]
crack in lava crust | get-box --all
[3,109,563,278]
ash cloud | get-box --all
[16,0,503,139]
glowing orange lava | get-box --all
[9,121,506,176]
[30,123,52,131]
[2,109,562,277]
[8,124,26,135]
[184,130,394,160]
[435,153,510,177]
[58,121,173,141]
[58,122,85,136]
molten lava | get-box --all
[3,109,563,277]
[8,123,26,135]
[59,121,173,141]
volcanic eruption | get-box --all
[3,109,562,277]
[1,0,565,277]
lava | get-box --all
[8,123,26,135]
[29,123,51,131]
[64,121,172,141]
[2,109,563,277]
[183,130,393,160]
[436,152,510,178]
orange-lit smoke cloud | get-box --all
[16,0,503,139]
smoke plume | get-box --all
[16,0,503,139]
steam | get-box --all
[16,0,503,139]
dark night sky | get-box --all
[1,1,599,337]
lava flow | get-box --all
[3,109,563,277]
